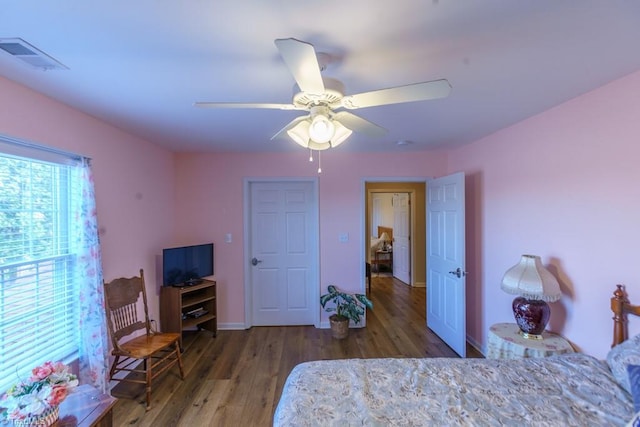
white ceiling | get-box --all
[1,1,639,153]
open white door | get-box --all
[392,193,410,284]
[426,172,466,356]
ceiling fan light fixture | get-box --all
[330,121,353,148]
[309,113,335,143]
[287,120,311,147]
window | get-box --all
[0,144,82,392]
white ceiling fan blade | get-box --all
[274,38,325,95]
[333,111,387,137]
[194,102,299,110]
[340,79,452,109]
[270,115,310,140]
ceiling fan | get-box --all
[194,38,452,150]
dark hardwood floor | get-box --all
[111,275,482,426]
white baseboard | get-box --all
[217,322,248,330]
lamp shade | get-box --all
[307,140,331,151]
[501,255,561,302]
[329,121,352,148]
[379,232,390,242]
[287,120,311,147]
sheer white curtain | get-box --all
[75,158,109,392]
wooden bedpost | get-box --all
[611,284,629,347]
[612,285,640,347]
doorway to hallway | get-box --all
[365,181,426,288]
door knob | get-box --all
[448,267,467,278]
[251,257,262,266]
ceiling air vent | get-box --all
[0,38,68,70]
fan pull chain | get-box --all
[309,148,314,162]
[317,151,322,174]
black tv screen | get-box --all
[162,243,214,286]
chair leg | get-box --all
[145,358,152,411]
[109,355,120,380]
[175,342,185,379]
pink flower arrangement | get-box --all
[1,361,78,421]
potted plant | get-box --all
[320,285,373,339]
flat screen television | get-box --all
[162,243,214,286]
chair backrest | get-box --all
[104,269,151,349]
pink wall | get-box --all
[5,65,639,359]
[0,76,176,321]
[447,69,640,358]
[173,150,448,325]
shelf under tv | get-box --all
[160,279,217,349]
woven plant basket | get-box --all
[329,314,350,339]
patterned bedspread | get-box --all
[273,354,633,426]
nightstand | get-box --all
[486,322,574,359]
[373,249,393,273]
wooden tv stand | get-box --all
[160,279,217,348]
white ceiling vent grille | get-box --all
[0,38,68,70]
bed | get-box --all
[273,285,640,426]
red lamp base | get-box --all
[512,296,550,340]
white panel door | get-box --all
[392,193,411,285]
[426,172,466,357]
[250,181,317,325]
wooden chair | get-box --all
[103,269,184,410]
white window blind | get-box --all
[0,141,83,393]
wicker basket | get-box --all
[329,315,350,339]
[14,405,59,427]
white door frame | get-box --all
[243,177,320,329]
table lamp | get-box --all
[379,232,391,251]
[500,255,561,340]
